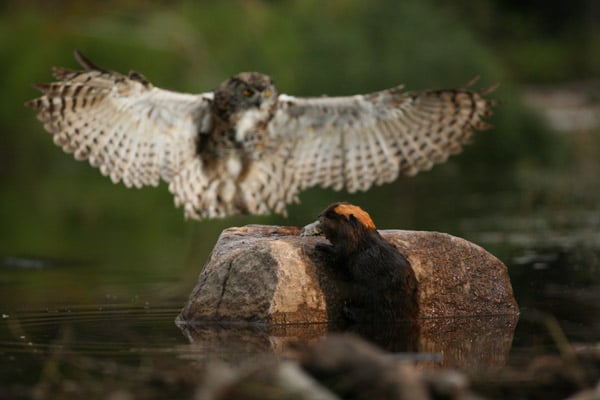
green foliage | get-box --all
[440,0,600,82]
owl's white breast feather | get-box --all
[235,109,264,143]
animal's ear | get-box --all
[324,209,340,221]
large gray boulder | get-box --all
[178,225,519,325]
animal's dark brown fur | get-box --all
[315,203,419,324]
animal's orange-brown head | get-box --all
[326,203,376,231]
[301,202,379,250]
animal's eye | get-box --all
[242,89,253,97]
[263,90,271,98]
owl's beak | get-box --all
[255,90,273,108]
[300,219,322,237]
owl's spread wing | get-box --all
[269,82,497,194]
[26,51,213,189]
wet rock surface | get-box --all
[178,225,519,325]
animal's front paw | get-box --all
[300,220,322,236]
[315,242,335,255]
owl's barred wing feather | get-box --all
[25,51,213,190]
[270,83,498,193]
[27,51,499,221]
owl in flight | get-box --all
[27,51,498,220]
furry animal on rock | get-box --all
[301,203,419,323]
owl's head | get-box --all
[213,72,277,118]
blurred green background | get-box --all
[1,3,599,396]
[1,0,598,285]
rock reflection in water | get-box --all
[177,313,518,370]
[416,315,518,370]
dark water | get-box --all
[1,164,599,398]
[1,248,596,397]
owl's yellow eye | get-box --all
[263,90,271,98]
[242,89,253,97]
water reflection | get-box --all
[1,305,518,378]
[1,305,185,357]
[178,314,518,371]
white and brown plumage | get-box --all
[26,51,498,220]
